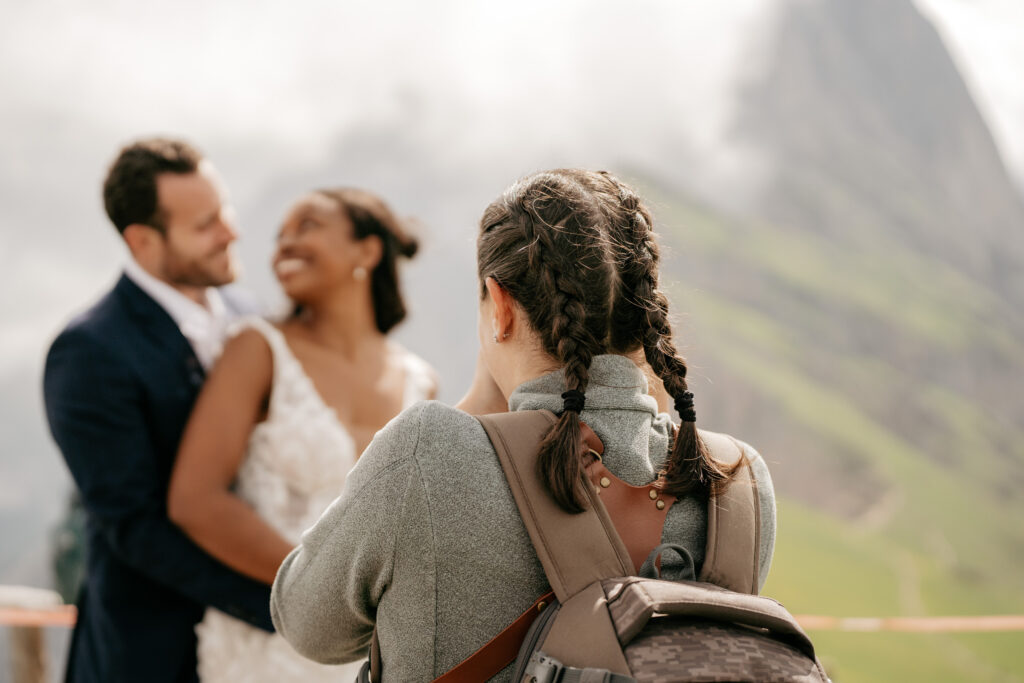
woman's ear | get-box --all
[358,234,384,271]
[484,277,515,340]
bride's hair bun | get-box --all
[392,218,420,259]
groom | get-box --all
[44,138,272,683]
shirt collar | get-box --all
[123,258,225,329]
[123,259,228,370]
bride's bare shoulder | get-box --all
[389,342,439,399]
[207,321,274,390]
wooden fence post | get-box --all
[0,585,66,683]
[9,625,46,683]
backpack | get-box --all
[359,410,828,682]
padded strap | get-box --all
[697,430,761,595]
[583,458,676,573]
[477,411,634,603]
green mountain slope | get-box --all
[636,4,1024,677]
[639,186,1024,681]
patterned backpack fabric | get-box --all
[478,410,829,683]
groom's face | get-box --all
[153,162,239,288]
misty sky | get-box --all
[2,0,1022,365]
[1,1,1020,176]
[917,0,1024,187]
[1,0,777,377]
[0,0,1022,524]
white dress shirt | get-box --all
[123,259,230,371]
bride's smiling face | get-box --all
[272,192,376,304]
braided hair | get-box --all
[588,170,738,498]
[478,170,735,512]
[477,172,615,512]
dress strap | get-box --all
[401,352,434,408]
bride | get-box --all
[168,187,436,681]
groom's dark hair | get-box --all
[103,138,203,234]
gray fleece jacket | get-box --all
[270,354,775,682]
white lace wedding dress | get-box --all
[195,316,434,682]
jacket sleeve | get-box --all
[43,327,274,631]
[271,402,426,664]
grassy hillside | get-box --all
[640,185,1024,681]
[768,501,1023,682]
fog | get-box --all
[1,0,1021,595]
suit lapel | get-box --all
[113,274,206,387]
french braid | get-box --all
[478,172,614,512]
[596,172,738,497]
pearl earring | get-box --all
[353,266,367,281]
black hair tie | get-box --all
[561,389,586,414]
[674,391,697,423]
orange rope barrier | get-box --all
[2,607,1023,632]
[0,606,77,628]
[795,614,1024,632]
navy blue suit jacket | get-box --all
[43,274,273,683]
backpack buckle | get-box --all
[523,651,563,683]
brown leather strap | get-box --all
[696,430,760,594]
[580,421,678,572]
[586,459,677,572]
[432,590,555,683]
[370,630,381,682]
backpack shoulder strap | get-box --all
[477,411,634,603]
[696,430,761,594]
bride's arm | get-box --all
[168,329,294,585]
